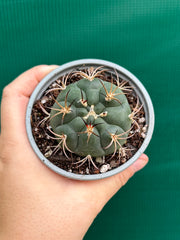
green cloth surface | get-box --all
[0,0,180,239]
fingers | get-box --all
[1,65,59,137]
[2,65,59,98]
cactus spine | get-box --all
[49,67,132,160]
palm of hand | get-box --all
[0,65,148,240]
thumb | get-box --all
[114,153,149,188]
[91,154,149,209]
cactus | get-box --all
[48,67,133,163]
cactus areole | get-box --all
[27,60,154,179]
[50,71,132,158]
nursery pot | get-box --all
[26,59,154,180]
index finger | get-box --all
[1,65,59,137]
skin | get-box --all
[0,65,148,240]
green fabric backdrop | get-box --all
[0,0,180,239]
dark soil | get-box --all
[31,67,147,175]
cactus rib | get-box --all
[48,67,132,158]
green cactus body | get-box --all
[50,77,132,157]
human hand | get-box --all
[0,65,148,240]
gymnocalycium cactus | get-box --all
[42,67,139,167]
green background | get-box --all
[0,0,180,239]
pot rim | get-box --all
[26,59,155,180]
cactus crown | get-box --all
[47,67,134,165]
